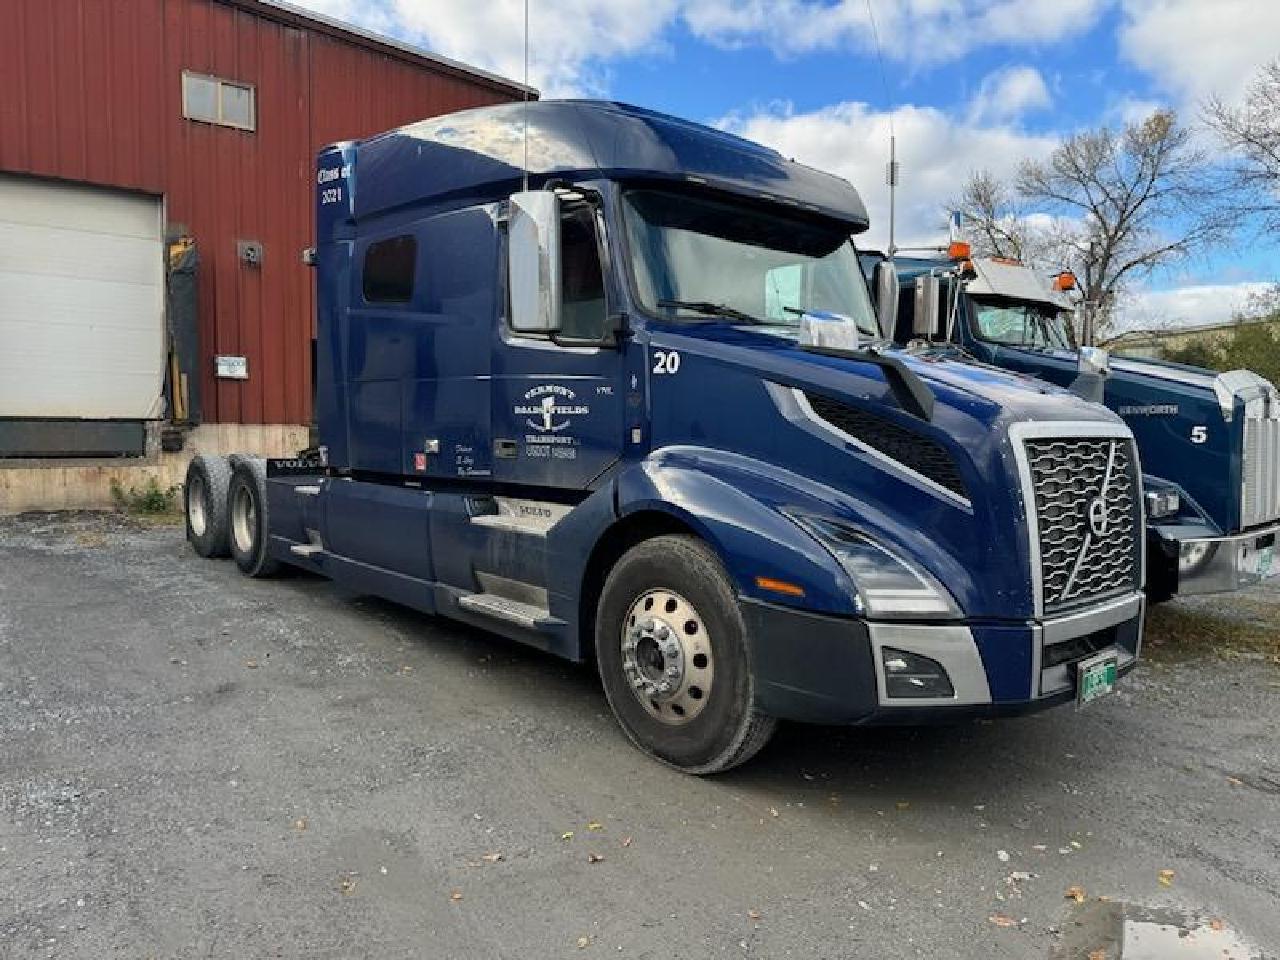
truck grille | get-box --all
[1024,437,1139,612]
[1242,414,1280,529]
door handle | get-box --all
[494,439,518,459]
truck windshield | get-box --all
[623,188,879,337]
[970,297,1074,350]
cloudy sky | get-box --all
[297,0,1278,329]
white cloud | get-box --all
[683,0,1110,64]
[290,0,1112,96]
[721,101,1059,250]
[968,66,1052,124]
[292,0,679,96]
[1121,282,1275,330]
[1119,0,1280,105]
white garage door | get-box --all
[0,174,165,419]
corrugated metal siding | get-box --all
[0,0,519,425]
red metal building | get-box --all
[0,0,527,443]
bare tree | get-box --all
[954,171,1033,260]
[1205,59,1280,233]
[955,110,1237,336]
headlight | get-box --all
[787,512,961,620]
[1145,490,1180,520]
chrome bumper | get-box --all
[1167,522,1280,595]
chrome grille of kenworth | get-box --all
[1023,436,1140,612]
[1241,407,1280,529]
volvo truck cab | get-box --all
[186,102,1146,773]
[868,250,1279,602]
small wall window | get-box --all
[363,236,417,303]
[182,71,256,131]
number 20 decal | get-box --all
[652,350,681,374]
[1190,425,1208,444]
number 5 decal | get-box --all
[652,350,681,375]
[1190,425,1208,444]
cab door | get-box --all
[491,198,625,490]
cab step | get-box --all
[456,593,564,631]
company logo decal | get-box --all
[515,384,589,434]
[1117,403,1178,416]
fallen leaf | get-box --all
[1210,918,1225,932]
[1088,950,1106,960]
[480,852,503,863]
[588,852,605,864]
[1226,776,1243,787]
[1065,886,1086,903]
[586,821,604,832]
[989,913,1018,928]
[747,909,762,922]
[561,831,574,841]
[292,817,308,831]
[1158,869,1175,887]
[245,659,259,669]
[449,890,463,902]
[576,936,590,949]
[621,836,633,848]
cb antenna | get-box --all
[864,0,897,255]
[522,0,530,193]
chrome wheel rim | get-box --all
[621,589,714,725]
[231,485,256,555]
[188,475,207,537]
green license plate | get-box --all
[1077,653,1118,707]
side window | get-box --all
[363,235,417,304]
[559,204,608,340]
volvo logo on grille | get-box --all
[1087,496,1109,537]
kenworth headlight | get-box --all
[1144,490,1181,520]
[787,512,961,620]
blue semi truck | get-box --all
[184,101,1146,773]
[865,251,1279,602]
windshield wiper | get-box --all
[657,299,761,324]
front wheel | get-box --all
[595,535,776,774]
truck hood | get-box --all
[663,323,1123,431]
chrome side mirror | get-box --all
[1078,345,1110,377]
[873,260,899,338]
[913,274,943,339]
[507,191,562,334]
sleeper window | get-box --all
[559,205,608,340]
[363,236,417,304]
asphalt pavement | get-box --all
[1,512,1277,959]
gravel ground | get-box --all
[1,512,1278,959]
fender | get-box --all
[612,445,979,617]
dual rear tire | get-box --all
[184,454,278,578]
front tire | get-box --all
[595,535,776,774]
[227,458,281,579]
[184,455,231,558]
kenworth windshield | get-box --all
[623,189,880,337]
[970,296,1075,350]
